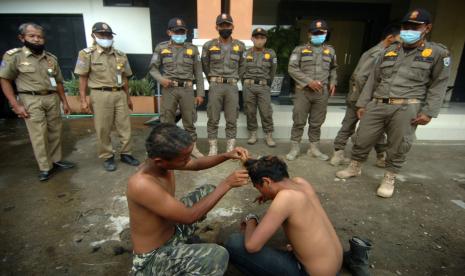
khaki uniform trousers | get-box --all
[242,83,274,133]
[19,93,62,171]
[207,82,239,139]
[90,89,132,159]
[351,101,421,173]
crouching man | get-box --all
[127,123,250,275]
[225,156,342,276]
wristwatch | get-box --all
[244,213,259,223]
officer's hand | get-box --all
[12,103,29,118]
[160,78,172,88]
[63,102,71,115]
[127,97,134,111]
[222,169,250,188]
[411,113,431,125]
[308,80,323,92]
[225,147,249,162]
[195,96,204,106]
[357,108,366,119]
[80,100,92,114]
[329,84,336,96]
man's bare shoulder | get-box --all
[127,170,164,202]
[292,177,316,194]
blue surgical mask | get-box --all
[95,37,113,48]
[311,34,326,45]
[400,30,422,45]
[171,34,187,44]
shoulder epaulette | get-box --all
[6,48,21,56]
[83,47,95,54]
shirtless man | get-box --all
[127,123,250,275]
[225,156,342,276]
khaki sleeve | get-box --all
[123,54,133,77]
[352,50,379,94]
[356,55,382,108]
[201,42,210,77]
[270,49,277,81]
[420,48,451,118]
[149,45,163,83]
[329,48,338,86]
[193,47,205,97]
[288,47,312,87]
[74,50,90,76]
[0,53,18,80]
[238,42,246,79]
[55,62,64,83]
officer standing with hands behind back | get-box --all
[74,22,140,172]
[150,17,205,158]
[242,28,277,147]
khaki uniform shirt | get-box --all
[357,41,451,117]
[201,38,246,79]
[242,48,277,81]
[74,45,132,88]
[348,42,385,102]
[0,46,64,92]
[288,43,337,89]
[149,41,205,97]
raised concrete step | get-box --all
[185,103,465,141]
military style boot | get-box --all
[191,142,204,158]
[375,152,386,168]
[336,160,362,179]
[329,149,345,166]
[286,141,300,161]
[208,139,218,156]
[226,139,236,152]
[377,171,396,198]
[343,236,372,276]
[265,132,276,147]
[247,131,257,145]
[308,142,329,161]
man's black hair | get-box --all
[381,24,400,40]
[145,123,193,160]
[244,156,289,186]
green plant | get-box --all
[266,26,301,74]
[129,77,155,96]
[63,73,80,96]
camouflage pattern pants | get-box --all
[132,184,229,276]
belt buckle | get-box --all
[112,87,118,92]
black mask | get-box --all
[23,40,45,55]
[219,29,232,39]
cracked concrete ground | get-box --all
[0,117,464,275]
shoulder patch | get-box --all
[83,47,95,54]
[45,52,57,60]
[6,48,21,55]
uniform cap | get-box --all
[216,13,233,25]
[309,19,328,33]
[92,22,115,34]
[401,8,432,24]
[168,17,187,31]
[252,28,267,37]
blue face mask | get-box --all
[311,34,326,45]
[400,30,422,45]
[171,34,187,44]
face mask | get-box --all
[311,34,326,45]
[219,29,232,39]
[95,37,113,48]
[171,34,187,44]
[23,40,45,55]
[400,30,422,45]
[253,38,266,48]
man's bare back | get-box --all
[127,163,177,253]
[282,177,343,275]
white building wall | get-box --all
[0,0,152,54]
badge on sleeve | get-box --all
[273,58,277,64]
[443,57,450,67]
[151,53,159,63]
[290,54,298,61]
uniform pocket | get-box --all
[18,65,36,73]
[380,60,395,78]
[300,56,314,62]
[91,63,106,72]
[183,57,194,65]
[408,62,431,81]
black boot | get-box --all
[343,236,372,276]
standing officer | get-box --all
[149,17,205,158]
[337,9,450,198]
[329,25,401,167]
[286,19,337,161]
[202,13,245,156]
[75,22,139,172]
[242,28,277,147]
[0,22,75,181]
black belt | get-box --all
[18,90,55,95]
[171,80,193,87]
[209,77,238,84]
[92,87,123,92]
[244,79,269,86]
